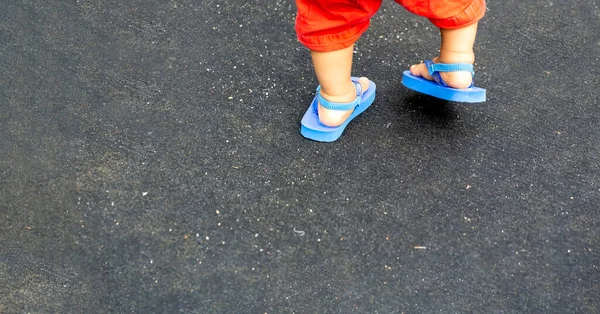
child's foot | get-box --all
[409,53,475,89]
[318,77,370,127]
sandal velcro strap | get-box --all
[315,81,362,111]
[424,60,475,88]
[424,60,474,76]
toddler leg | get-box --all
[295,0,381,130]
[311,46,370,127]
[397,0,486,89]
[409,22,478,89]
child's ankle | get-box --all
[317,78,365,127]
[435,51,475,89]
[319,80,357,104]
[438,50,475,64]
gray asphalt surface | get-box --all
[1,0,599,313]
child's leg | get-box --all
[409,22,478,89]
[296,0,381,127]
[311,46,370,127]
[396,0,486,89]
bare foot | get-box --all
[409,54,474,89]
[318,77,370,127]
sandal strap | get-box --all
[424,60,475,88]
[316,80,362,111]
[425,60,474,76]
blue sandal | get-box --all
[402,60,486,103]
[300,77,376,142]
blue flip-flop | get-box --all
[402,60,485,103]
[300,77,376,142]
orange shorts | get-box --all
[295,0,486,52]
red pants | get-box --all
[296,0,486,52]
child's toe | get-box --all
[357,77,370,94]
[410,63,433,80]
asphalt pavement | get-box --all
[1,0,599,313]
